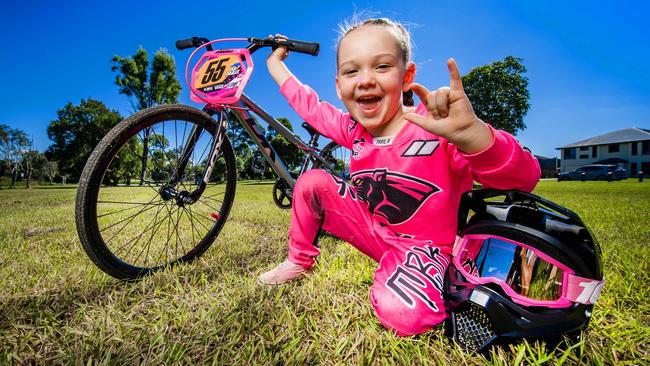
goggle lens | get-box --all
[458,237,564,301]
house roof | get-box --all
[534,155,555,160]
[556,128,650,149]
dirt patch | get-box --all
[23,226,67,238]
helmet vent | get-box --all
[454,302,496,351]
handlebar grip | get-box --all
[176,38,198,50]
[286,39,319,56]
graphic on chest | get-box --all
[350,168,441,225]
[401,140,439,157]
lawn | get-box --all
[0,179,648,364]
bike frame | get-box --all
[169,37,336,204]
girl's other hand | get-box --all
[404,59,493,154]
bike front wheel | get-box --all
[75,104,237,280]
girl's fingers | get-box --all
[410,83,432,106]
[429,89,441,120]
[435,87,450,118]
[447,58,464,91]
[411,83,442,119]
[404,112,426,126]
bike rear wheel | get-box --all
[75,104,237,280]
[316,141,351,180]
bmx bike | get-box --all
[75,36,350,280]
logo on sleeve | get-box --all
[352,137,366,157]
[402,140,439,157]
[348,119,358,133]
[351,168,440,225]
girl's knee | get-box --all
[294,169,337,195]
[370,284,446,336]
[369,248,449,336]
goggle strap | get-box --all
[452,236,464,257]
[566,274,605,304]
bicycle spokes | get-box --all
[95,116,231,270]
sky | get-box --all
[1,0,648,158]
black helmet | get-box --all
[444,189,604,353]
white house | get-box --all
[556,128,650,176]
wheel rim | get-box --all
[92,113,233,273]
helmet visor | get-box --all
[456,235,566,302]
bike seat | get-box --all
[302,122,318,137]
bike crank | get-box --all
[272,179,293,209]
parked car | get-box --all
[558,164,627,181]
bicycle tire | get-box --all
[75,104,237,280]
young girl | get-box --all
[258,18,540,336]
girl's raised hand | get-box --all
[404,58,493,154]
[267,34,290,63]
[266,34,294,87]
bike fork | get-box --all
[160,108,229,207]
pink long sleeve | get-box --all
[449,124,541,192]
[280,76,361,149]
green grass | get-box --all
[1,180,648,364]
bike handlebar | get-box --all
[247,37,319,56]
[175,36,319,56]
[175,37,209,50]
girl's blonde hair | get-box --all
[336,17,415,106]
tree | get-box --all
[43,160,58,184]
[462,56,531,135]
[102,138,142,186]
[21,148,39,188]
[0,124,30,188]
[112,47,181,185]
[46,99,122,181]
[0,124,10,182]
[268,118,305,172]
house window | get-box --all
[632,142,638,155]
[564,148,576,159]
[579,155,589,159]
[608,143,620,153]
[631,162,637,176]
[579,146,589,151]
[592,145,597,158]
[643,141,650,155]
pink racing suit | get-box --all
[280,76,541,336]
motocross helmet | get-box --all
[444,189,604,353]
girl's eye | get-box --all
[343,69,358,76]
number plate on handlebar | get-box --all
[190,48,253,104]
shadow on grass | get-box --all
[32,185,78,190]
[239,180,275,186]
[0,184,78,190]
[0,279,136,326]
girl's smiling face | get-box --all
[336,25,415,136]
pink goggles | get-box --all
[452,234,605,308]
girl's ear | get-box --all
[335,77,342,100]
[403,62,416,92]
